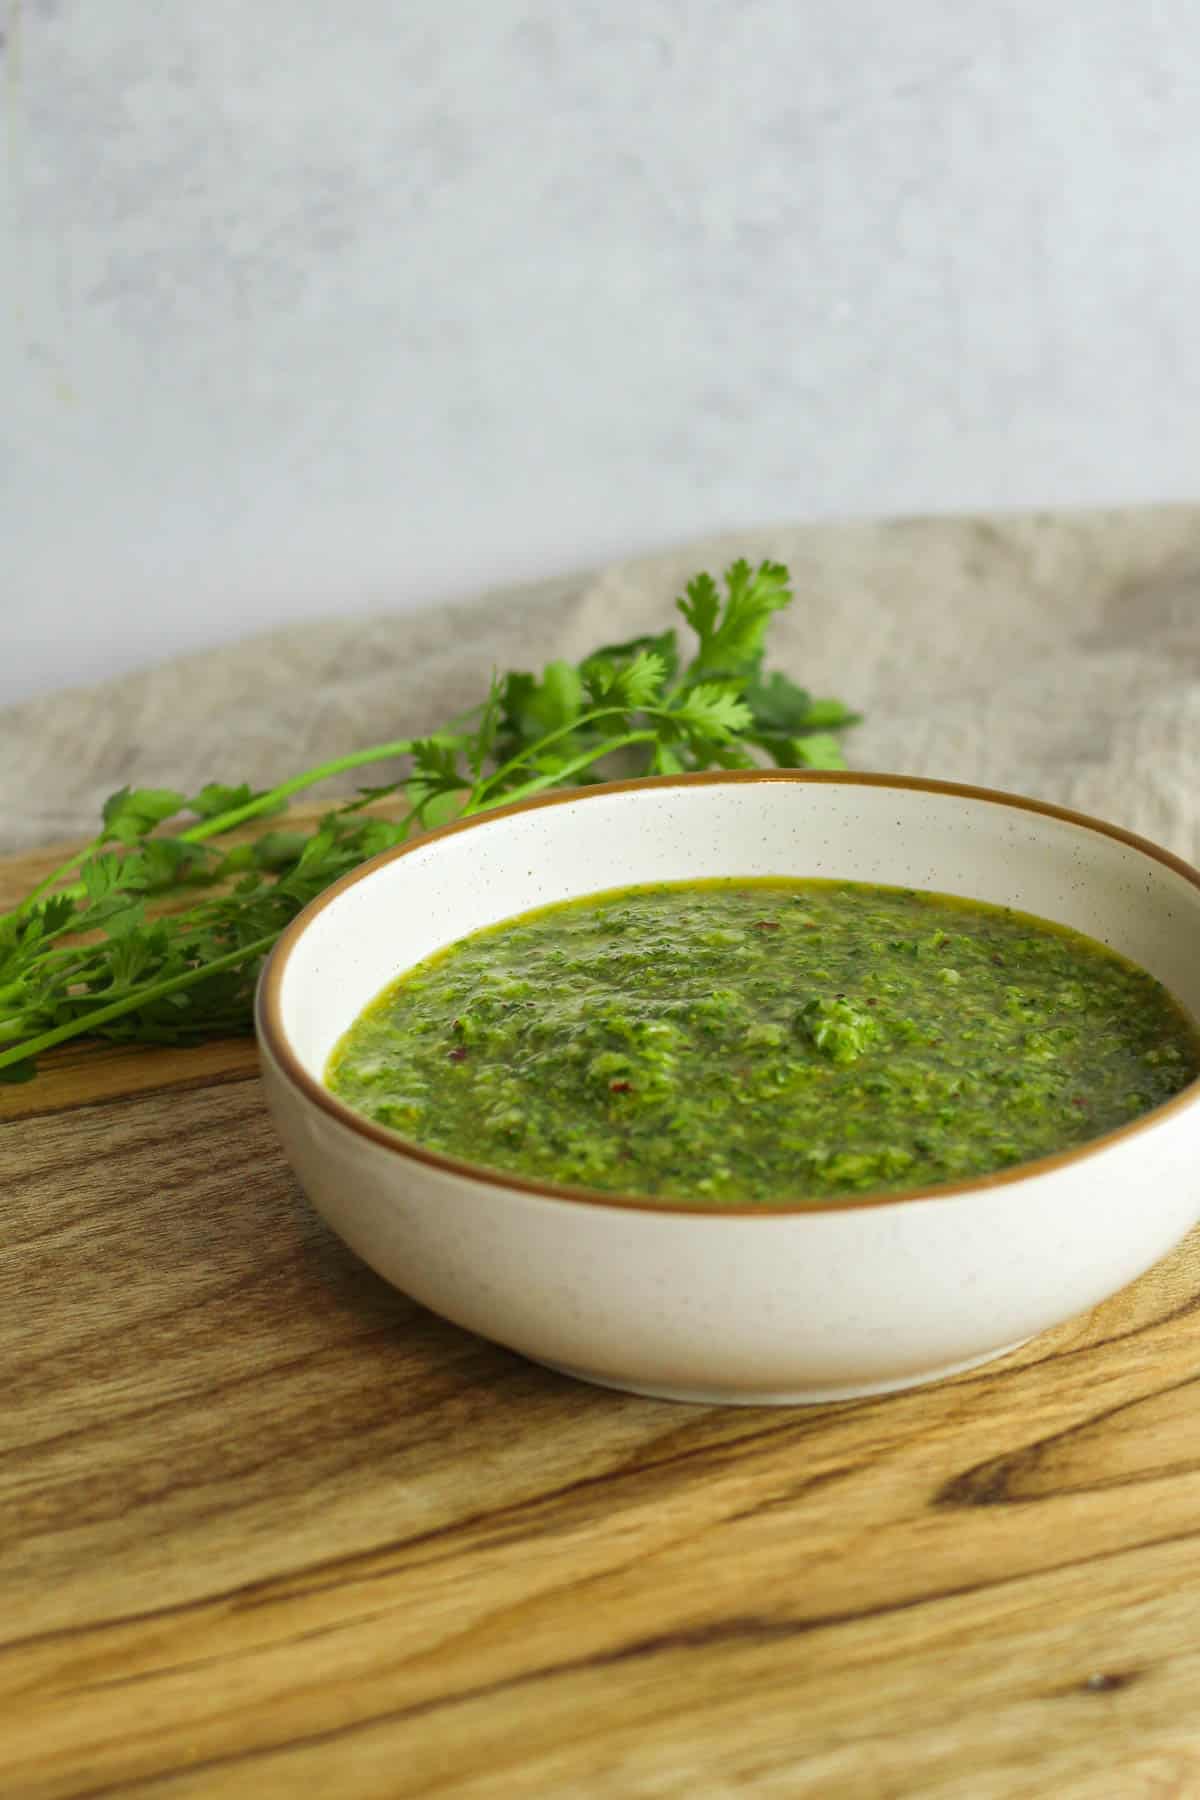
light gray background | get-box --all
[3,1,1198,702]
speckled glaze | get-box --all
[256,772,1200,1404]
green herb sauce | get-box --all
[325,880,1200,1207]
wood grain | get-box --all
[4,836,1200,1796]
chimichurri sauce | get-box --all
[325,880,1200,1207]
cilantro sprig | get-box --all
[0,560,859,1082]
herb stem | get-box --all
[180,740,422,843]
[469,704,687,809]
[462,731,660,813]
[467,706,628,807]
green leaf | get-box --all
[353,817,413,857]
[81,853,136,900]
[420,790,463,830]
[251,831,310,872]
[538,661,585,730]
[101,787,187,844]
[670,684,754,743]
[678,560,793,679]
[409,737,465,781]
[213,844,255,877]
[0,1057,36,1084]
[582,628,679,687]
[104,932,160,991]
[579,659,618,705]
[708,743,759,771]
[103,900,148,939]
[496,670,536,729]
[799,697,862,730]
[187,782,256,819]
[676,571,721,647]
[75,894,143,934]
[295,828,337,873]
[498,661,584,746]
[651,742,687,775]
[28,894,78,938]
[3,889,80,957]
[405,736,470,821]
[127,837,211,891]
[607,650,667,711]
[787,732,848,770]
[744,670,814,734]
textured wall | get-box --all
[3,1,1198,700]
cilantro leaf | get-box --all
[581,628,679,687]
[585,649,667,711]
[404,735,471,822]
[799,698,862,730]
[0,556,861,1081]
[743,670,815,734]
[785,732,849,770]
[678,559,793,679]
[187,782,257,819]
[670,684,754,742]
[101,787,188,844]
[497,660,585,749]
[745,673,861,768]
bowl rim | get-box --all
[255,768,1200,1217]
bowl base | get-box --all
[533,1338,1034,1406]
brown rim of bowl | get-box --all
[255,769,1200,1217]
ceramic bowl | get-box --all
[255,771,1200,1405]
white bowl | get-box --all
[256,772,1200,1405]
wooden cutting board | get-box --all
[4,835,1200,1800]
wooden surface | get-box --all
[5,839,1200,1800]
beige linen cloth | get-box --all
[4,505,1200,860]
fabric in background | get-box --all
[5,506,1199,860]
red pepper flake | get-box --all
[866,997,878,1006]
[448,1046,468,1063]
[991,954,1005,967]
[1071,1096,1087,1108]
[609,1079,633,1093]
[753,920,781,932]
